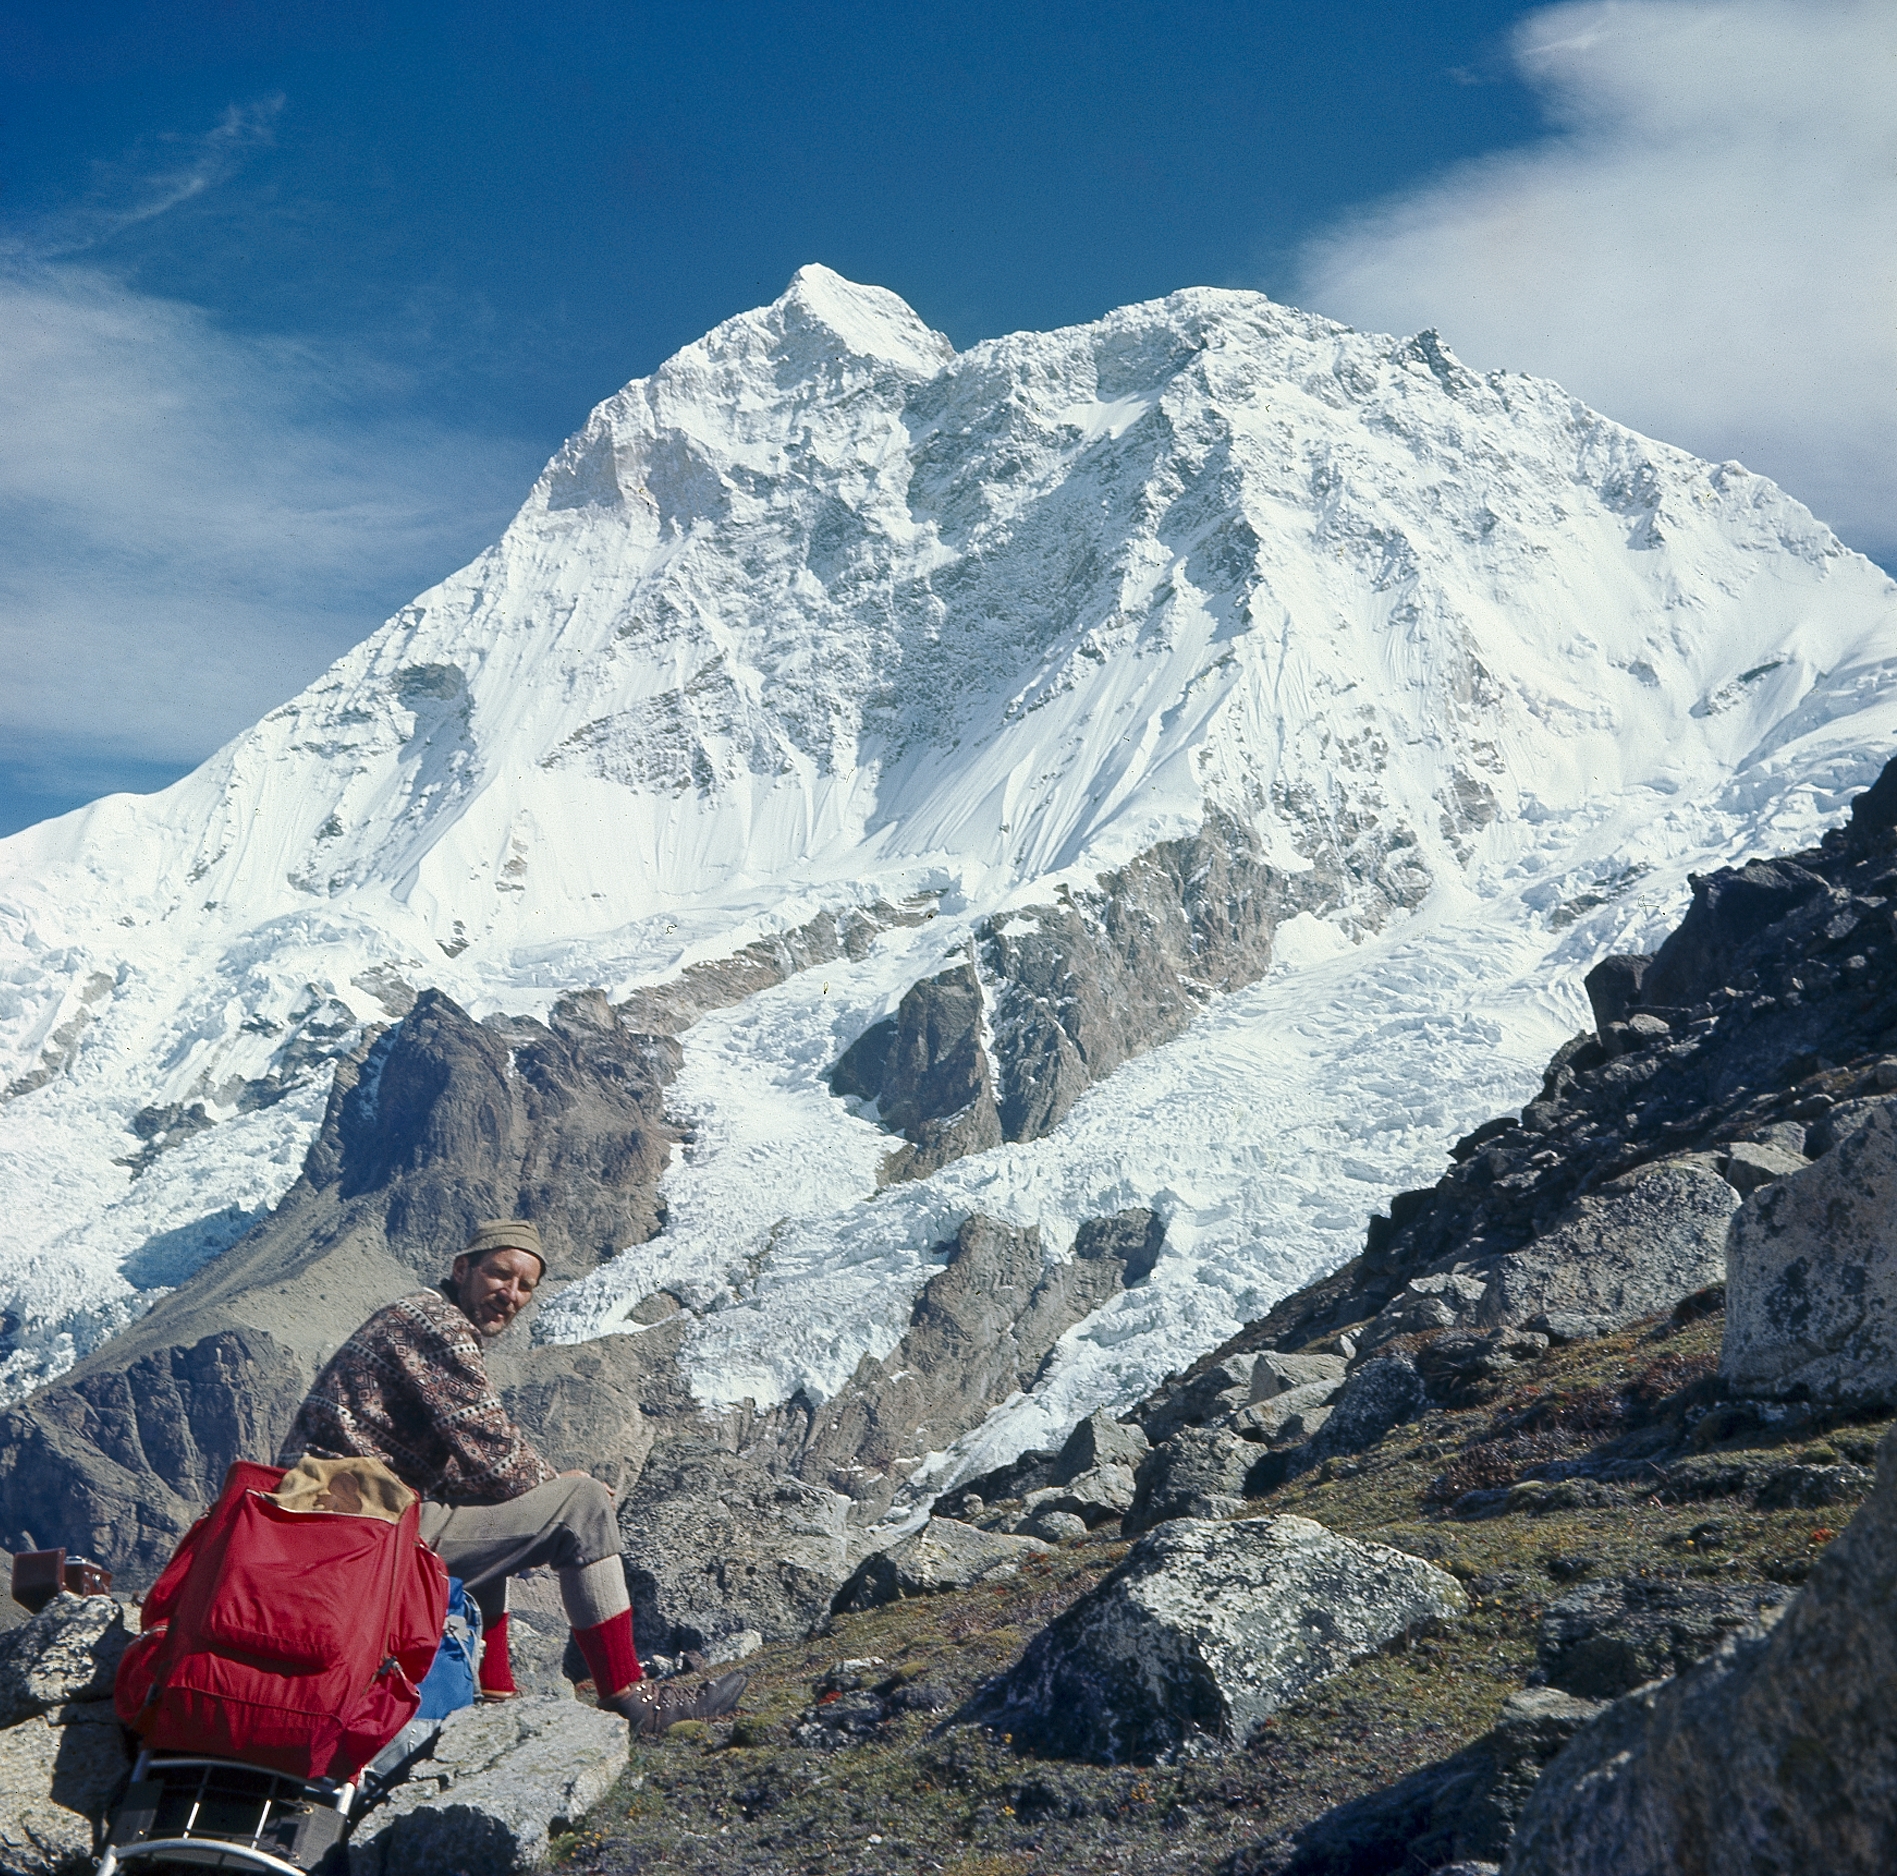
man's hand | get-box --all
[560,1467,613,1496]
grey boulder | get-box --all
[618,1440,852,1652]
[1476,1163,1738,1335]
[833,1518,1050,1612]
[1310,1352,1426,1457]
[1724,1099,1897,1407]
[1249,1352,1348,1401]
[1055,1409,1151,1477]
[348,1697,626,1875]
[970,1513,1466,1764]
[1124,1426,1262,1533]
[1719,1138,1807,1197]
[1503,1426,1897,1876]
[1023,1509,1089,1543]
[1019,1463,1137,1527]
[0,1594,130,1726]
[1235,1379,1343,1446]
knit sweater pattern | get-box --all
[279,1284,557,1504]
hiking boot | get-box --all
[603,1670,748,1736]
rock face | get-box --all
[0,1594,131,1728]
[1723,1099,1897,1408]
[793,1212,1146,1520]
[1155,772,1897,1392]
[1239,1688,1604,1876]
[1356,1165,1738,1353]
[1503,1428,1897,1876]
[833,1519,1051,1613]
[831,815,1351,1184]
[0,989,681,1582]
[617,1442,851,1655]
[970,1514,1466,1764]
[348,1697,627,1875]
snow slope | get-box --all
[2,265,1893,1457]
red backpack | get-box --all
[114,1460,449,1781]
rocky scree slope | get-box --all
[2,261,1893,1473]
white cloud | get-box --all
[1295,0,1897,564]
[0,261,535,774]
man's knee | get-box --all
[550,1472,619,1562]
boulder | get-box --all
[1249,1352,1348,1402]
[1237,1687,1603,1876]
[1503,1426,1897,1876]
[617,1440,852,1652]
[1535,1579,1791,1700]
[1139,1354,1261,1444]
[832,1518,1050,1613]
[1020,1464,1137,1526]
[347,1697,627,1875]
[1124,1427,1263,1534]
[1475,1163,1738,1335]
[1719,1138,1806,1197]
[969,1514,1466,1764]
[1235,1379,1342,1445]
[1022,1509,1089,1543]
[1054,1408,1150,1478]
[0,1594,130,1726]
[0,1701,128,1876]
[1312,1352,1426,1457]
[1724,1100,1897,1408]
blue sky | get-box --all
[2,1,1891,837]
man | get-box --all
[278,1219,743,1734]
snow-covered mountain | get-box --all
[2,265,1893,1480]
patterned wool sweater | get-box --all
[279,1283,557,1504]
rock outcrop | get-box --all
[1723,1098,1897,1408]
[348,1697,627,1875]
[1123,1426,1264,1534]
[1502,1428,1897,1876]
[830,813,1407,1184]
[1533,1578,1791,1701]
[0,1702,127,1876]
[968,1514,1466,1764]
[0,1592,129,1726]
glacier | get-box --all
[1,264,1893,1486]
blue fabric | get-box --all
[416,1575,482,1721]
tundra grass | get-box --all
[556,1312,1889,1876]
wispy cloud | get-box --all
[1295,0,1897,567]
[0,111,538,826]
[31,99,287,255]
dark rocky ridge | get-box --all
[832,808,1430,1182]
[1125,764,1897,1439]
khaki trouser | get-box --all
[418,1473,625,1630]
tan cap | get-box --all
[461,1218,546,1275]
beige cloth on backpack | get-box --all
[268,1454,417,1523]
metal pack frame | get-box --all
[95,1749,358,1875]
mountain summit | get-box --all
[1,267,1893,1462]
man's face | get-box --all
[451,1247,541,1338]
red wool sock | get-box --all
[572,1609,642,1698]
[479,1614,518,1697]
